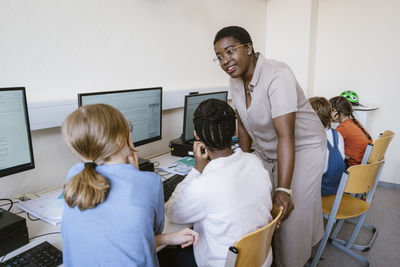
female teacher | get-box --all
[213,26,326,267]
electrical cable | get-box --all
[152,161,160,167]
[0,198,13,211]
[29,232,61,241]
[27,213,40,221]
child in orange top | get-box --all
[329,96,372,166]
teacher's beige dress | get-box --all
[231,54,326,267]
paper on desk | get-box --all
[17,188,64,225]
[158,159,193,176]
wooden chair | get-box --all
[224,205,282,267]
[310,160,384,267]
[330,130,394,252]
[361,130,394,164]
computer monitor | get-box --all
[182,91,228,143]
[0,87,35,178]
[78,87,162,147]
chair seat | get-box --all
[311,160,385,267]
[322,194,370,219]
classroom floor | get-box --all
[316,186,400,267]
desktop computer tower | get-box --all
[138,157,155,172]
[0,208,29,256]
[139,161,155,172]
[169,138,193,157]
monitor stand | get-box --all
[138,157,154,172]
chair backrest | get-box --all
[380,130,394,138]
[368,131,394,163]
[232,205,282,267]
[361,130,395,164]
[344,161,384,194]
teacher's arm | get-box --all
[237,111,252,152]
[272,112,295,228]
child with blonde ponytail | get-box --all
[61,104,197,267]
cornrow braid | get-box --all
[204,117,216,148]
[352,118,372,141]
[329,96,372,142]
[193,99,236,150]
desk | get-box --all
[3,200,62,263]
[353,105,379,128]
[2,152,189,263]
[150,152,193,250]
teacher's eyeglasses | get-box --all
[213,43,248,65]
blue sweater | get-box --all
[61,163,164,267]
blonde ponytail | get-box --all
[62,104,130,211]
[64,165,110,210]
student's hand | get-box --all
[331,110,340,123]
[274,191,294,229]
[193,141,209,173]
[157,228,199,248]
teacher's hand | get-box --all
[274,191,294,229]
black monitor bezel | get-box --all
[78,87,163,147]
[182,91,228,143]
[0,87,35,178]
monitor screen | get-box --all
[78,87,162,147]
[183,91,228,142]
[0,87,35,178]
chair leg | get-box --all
[330,216,378,251]
[330,240,370,266]
[329,219,344,241]
[328,212,371,266]
[346,213,366,247]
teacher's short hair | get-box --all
[214,26,253,46]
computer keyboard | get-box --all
[163,174,185,202]
[1,241,62,267]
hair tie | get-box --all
[84,162,97,168]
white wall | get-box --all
[0,0,268,198]
[312,0,400,184]
[0,0,266,103]
[266,0,399,184]
[265,0,315,93]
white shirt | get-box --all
[324,128,345,173]
[165,149,273,267]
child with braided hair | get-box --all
[61,104,198,267]
[330,96,372,167]
[165,99,273,267]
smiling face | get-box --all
[214,37,253,79]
